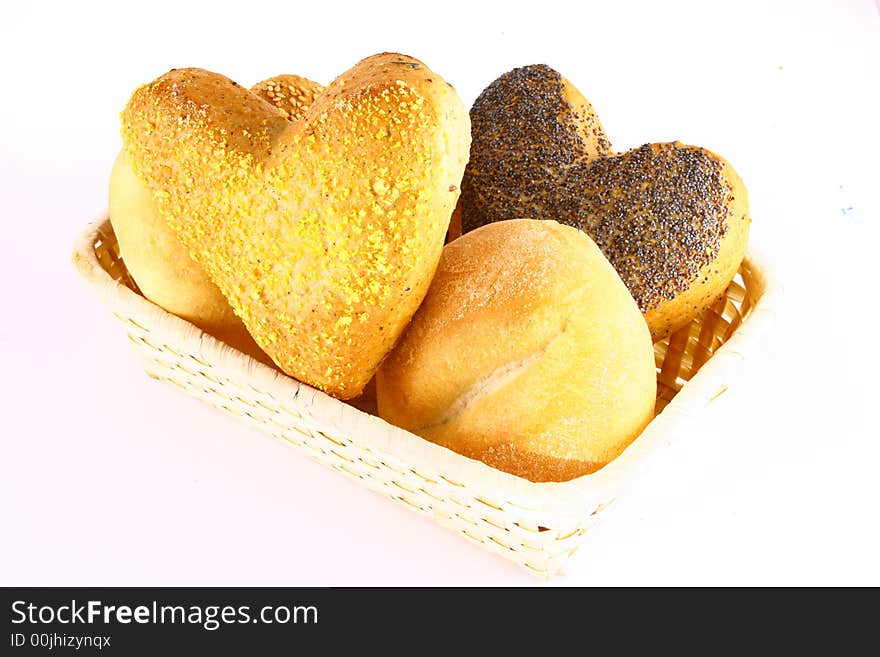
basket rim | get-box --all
[72,211,781,520]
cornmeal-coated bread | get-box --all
[120,53,470,399]
[460,64,750,341]
[376,219,657,482]
[108,74,325,363]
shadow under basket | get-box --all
[72,214,779,578]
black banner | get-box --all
[2,586,589,653]
[3,586,863,653]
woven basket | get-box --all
[72,213,778,578]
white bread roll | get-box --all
[376,219,657,482]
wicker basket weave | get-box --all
[72,213,777,578]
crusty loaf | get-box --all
[120,53,471,399]
[376,219,657,482]
[460,64,750,341]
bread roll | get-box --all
[376,219,657,482]
[108,151,267,359]
[120,53,470,399]
[596,143,750,341]
[460,64,750,341]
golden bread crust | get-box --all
[250,74,324,120]
[120,54,471,399]
[376,219,656,482]
[108,73,326,364]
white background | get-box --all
[1,0,878,586]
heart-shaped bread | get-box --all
[109,74,324,364]
[121,53,471,399]
[460,64,750,341]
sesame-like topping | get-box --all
[251,74,324,121]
